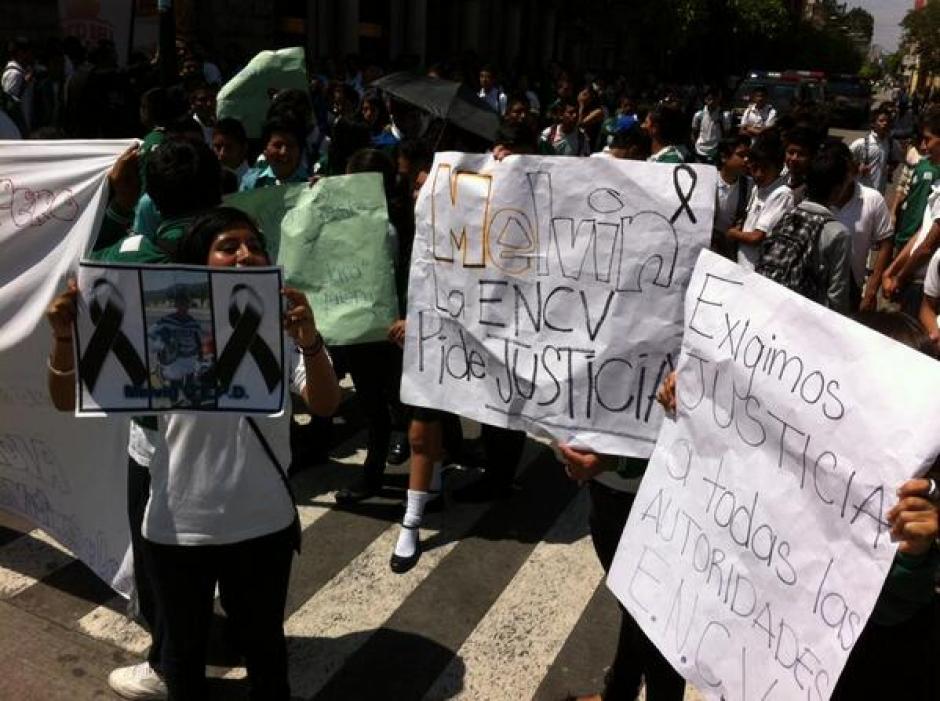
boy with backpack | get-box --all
[754,144,852,313]
[726,129,794,269]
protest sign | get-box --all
[216,47,309,139]
[0,140,135,352]
[278,173,399,345]
[75,262,286,416]
[608,250,940,700]
[0,141,135,595]
[401,153,716,456]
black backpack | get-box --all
[755,204,832,300]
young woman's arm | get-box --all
[45,281,79,411]
[282,287,341,416]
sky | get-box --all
[846,0,911,52]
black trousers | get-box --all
[831,599,938,700]
[588,480,685,701]
[127,457,165,674]
[330,341,402,478]
[480,425,526,484]
[140,524,295,701]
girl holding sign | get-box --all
[45,207,341,700]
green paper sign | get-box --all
[216,47,309,139]
[225,174,398,346]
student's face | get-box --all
[506,101,528,126]
[263,132,301,179]
[704,94,716,108]
[873,113,892,137]
[921,128,940,163]
[361,101,377,125]
[784,144,812,178]
[748,159,777,187]
[191,90,214,119]
[620,98,635,115]
[561,105,578,130]
[725,144,749,175]
[207,227,269,268]
[479,70,494,91]
[212,132,246,170]
[753,91,767,108]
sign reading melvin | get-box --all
[401,153,716,456]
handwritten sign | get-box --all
[75,262,286,415]
[401,153,716,455]
[608,250,940,700]
[277,173,399,346]
[0,141,136,595]
[0,140,135,352]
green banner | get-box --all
[216,47,309,139]
[225,174,398,346]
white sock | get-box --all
[429,461,443,493]
[394,489,430,558]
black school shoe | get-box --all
[389,524,422,574]
[386,436,410,465]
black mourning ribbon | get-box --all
[79,279,148,391]
[670,164,698,225]
[213,283,281,393]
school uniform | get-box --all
[849,131,904,194]
[692,107,731,160]
[737,175,796,270]
[647,144,686,164]
[739,103,777,132]
[140,352,310,700]
[831,182,894,291]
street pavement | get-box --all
[0,399,696,701]
[0,128,877,701]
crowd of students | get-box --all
[8,36,938,700]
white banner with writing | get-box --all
[0,141,134,594]
[401,153,716,456]
[609,250,940,700]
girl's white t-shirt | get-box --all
[142,351,309,545]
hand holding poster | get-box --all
[0,140,137,595]
[75,262,285,415]
[401,153,716,456]
[608,250,940,700]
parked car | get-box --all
[732,71,827,125]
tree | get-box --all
[844,7,874,46]
[901,1,940,76]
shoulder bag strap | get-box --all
[246,416,302,553]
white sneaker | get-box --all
[107,662,168,700]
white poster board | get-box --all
[0,141,135,594]
[608,250,940,700]
[401,153,716,456]
[75,262,287,416]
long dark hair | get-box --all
[177,207,268,265]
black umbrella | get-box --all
[371,71,499,142]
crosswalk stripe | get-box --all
[284,490,494,698]
[424,489,602,700]
[313,447,580,700]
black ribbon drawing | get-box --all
[670,164,698,225]
[213,283,281,393]
[79,279,148,391]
